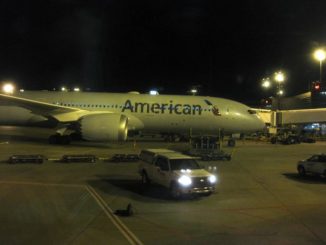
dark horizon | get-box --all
[1,1,326,105]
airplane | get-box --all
[0,90,265,145]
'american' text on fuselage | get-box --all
[122,100,202,115]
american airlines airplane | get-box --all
[0,91,265,144]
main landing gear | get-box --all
[227,138,236,147]
[163,133,188,142]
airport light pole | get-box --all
[261,77,272,108]
[274,71,285,110]
[314,49,326,83]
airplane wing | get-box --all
[0,93,88,122]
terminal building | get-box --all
[257,82,326,136]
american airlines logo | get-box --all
[122,99,202,115]
[204,99,221,116]
[212,106,221,116]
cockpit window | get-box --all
[248,109,257,114]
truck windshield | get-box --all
[170,159,200,170]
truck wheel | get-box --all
[298,166,306,177]
[170,182,181,199]
[287,137,295,144]
[141,172,150,185]
[203,192,212,197]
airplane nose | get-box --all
[254,116,266,131]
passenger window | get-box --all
[319,156,326,162]
[156,158,169,171]
[309,156,319,162]
[140,151,154,164]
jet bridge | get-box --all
[257,108,326,127]
[276,108,326,125]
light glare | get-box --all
[274,72,285,83]
[262,78,271,88]
[190,89,198,95]
[277,90,284,95]
[208,175,217,184]
[2,83,15,94]
[314,49,326,62]
[178,175,192,186]
[149,90,159,95]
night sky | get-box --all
[1,0,326,105]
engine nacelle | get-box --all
[78,113,128,141]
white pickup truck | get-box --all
[138,149,217,198]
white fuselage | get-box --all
[0,91,265,135]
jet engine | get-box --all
[78,113,128,141]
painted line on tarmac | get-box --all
[235,162,326,244]
[86,185,143,245]
[0,180,83,188]
[0,181,143,244]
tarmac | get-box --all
[0,126,326,245]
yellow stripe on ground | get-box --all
[86,185,143,245]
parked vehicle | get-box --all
[297,154,326,177]
[271,129,301,145]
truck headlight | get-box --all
[208,175,217,184]
[178,175,192,186]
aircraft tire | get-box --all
[48,135,58,144]
[60,135,71,145]
[48,135,71,145]
[270,137,277,144]
[228,138,236,147]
